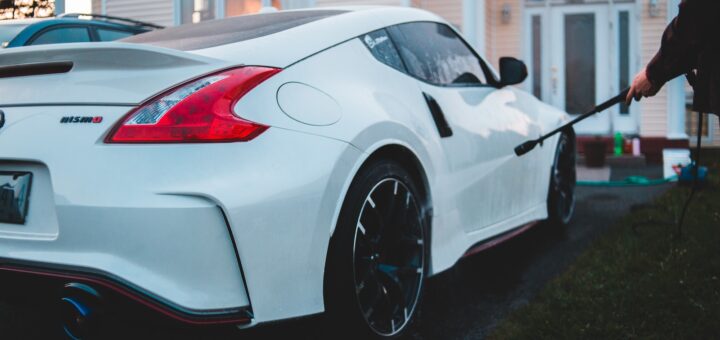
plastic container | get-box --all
[632,138,641,156]
[623,138,633,154]
[614,132,623,155]
[662,149,691,179]
[679,165,708,184]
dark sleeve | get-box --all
[645,0,707,87]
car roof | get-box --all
[123,6,445,68]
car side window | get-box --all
[388,22,487,86]
[30,27,91,45]
[361,29,406,73]
[96,28,135,41]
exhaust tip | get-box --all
[60,283,103,340]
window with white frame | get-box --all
[180,0,216,24]
[685,88,714,142]
[179,0,293,24]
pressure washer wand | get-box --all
[515,88,630,157]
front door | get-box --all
[525,2,638,135]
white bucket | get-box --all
[662,149,691,179]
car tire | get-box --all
[324,159,428,339]
[547,131,577,227]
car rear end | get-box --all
[0,42,357,334]
[0,42,256,324]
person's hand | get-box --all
[626,68,660,105]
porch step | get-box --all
[576,165,611,182]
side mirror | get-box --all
[498,57,528,87]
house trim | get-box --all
[217,0,226,18]
[55,0,65,14]
[172,0,181,25]
[463,0,475,49]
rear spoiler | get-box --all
[0,42,236,106]
[0,42,226,75]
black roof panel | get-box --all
[121,10,347,51]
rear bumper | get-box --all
[0,105,364,324]
[0,260,253,325]
[0,185,252,320]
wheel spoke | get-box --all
[362,207,384,242]
[559,190,568,202]
[361,279,384,320]
[394,191,411,227]
[378,263,422,279]
[356,227,375,249]
[373,182,397,224]
[376,266,406,309]
[399,234,423,247]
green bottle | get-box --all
[614,132,623,156]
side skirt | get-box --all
[461,221,541,259]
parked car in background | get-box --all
[0,13,162,48]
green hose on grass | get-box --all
[577,176,678,187]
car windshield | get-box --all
[0,24,28,47]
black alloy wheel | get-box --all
[548,132,576,226]
[326,160,427,338]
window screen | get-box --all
[31,27,91,45]
[180,0,216,24]
[97,28,134,41]
[564,13,596,114]
[361,29,405,72]
[388,22,486,86]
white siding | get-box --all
[639,0,669,137]
[713,115,720,147]
[485,0,521,69]
[102,0,175,27]
[413,0,463,29]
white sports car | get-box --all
[0,6,575,338]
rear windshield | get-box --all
[0,24,28,47]
[122,10,347,51]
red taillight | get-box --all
[106,66,281,143]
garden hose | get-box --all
[577,176,677,187]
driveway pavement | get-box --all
[1,184,671,339]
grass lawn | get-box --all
[490,150,720,339]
